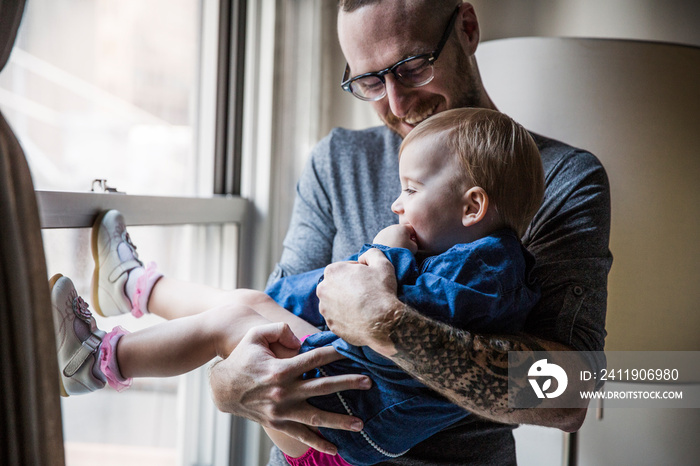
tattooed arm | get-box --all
[386,304,591,430]
[317,248,593,432]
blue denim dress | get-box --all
[266,229,539,465]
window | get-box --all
[41,220,242,465]
[0,0,203,196]
[1,0,251,464]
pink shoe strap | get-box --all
[132,262,163,318]
[99,326,132,392]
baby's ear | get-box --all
[462,187,489,227]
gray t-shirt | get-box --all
[267,125,612,465]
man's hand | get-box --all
[372,224,418,253]
[317,249,590,431]
[209,323,371,455]
[317,248,403,356]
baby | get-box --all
[51,108,544,466]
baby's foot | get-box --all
[91,210,161,318]
[50,274,106,396]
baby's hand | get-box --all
[373,224,418,254]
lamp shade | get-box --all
[475,38,700,350]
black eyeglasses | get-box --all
[340,7,460,101]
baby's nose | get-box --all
[391,197,403,214]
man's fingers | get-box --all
[274,422,339,455]
[297,403,365,432]
[288,345,347,372]
[302,372,372,398]
[280,402,364,433]
[358,247,392,269]
[246,322,301,350]
[272,322,303,350]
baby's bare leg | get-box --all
[145,277,240,320]
[229,289,322,337]
[117,304,269,378]
[119,290,320,376]
[146,276,304,323]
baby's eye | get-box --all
[403,188,416,195]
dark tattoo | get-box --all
[388,306,547,416]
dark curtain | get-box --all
[1,0,66,464]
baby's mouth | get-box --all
[400,222,418,244]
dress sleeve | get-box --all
[264,267,327,328]
[369,242,537,335]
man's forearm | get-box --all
[384,304,588,431]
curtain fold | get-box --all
[0,112,65,465]
[1,0,66,463]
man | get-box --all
[210,1,612,464]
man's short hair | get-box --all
[338,0,459,14]
[401,108,545,238]
[337,0,381,12]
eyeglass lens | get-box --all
[351,56,434,100]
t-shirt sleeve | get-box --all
[524,147,612,378]
[266,135,336,288]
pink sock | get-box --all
[125,262,163,318]
[99,326,132,392]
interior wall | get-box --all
[320,0,700,137]
[475,37,700,351]
[470,0,700,46]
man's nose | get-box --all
[384,75,412,118]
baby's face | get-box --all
[392,136,467,254]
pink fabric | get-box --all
[131,261,162,318]
[99,326,132,392]
[283,448,353,466]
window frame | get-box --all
[30,0,258,464]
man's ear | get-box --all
[462,186,489,227]
[455,3,480,56]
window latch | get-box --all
[91,179,125,194]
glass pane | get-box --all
[0,0,202,196]
[43,223,238,465]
